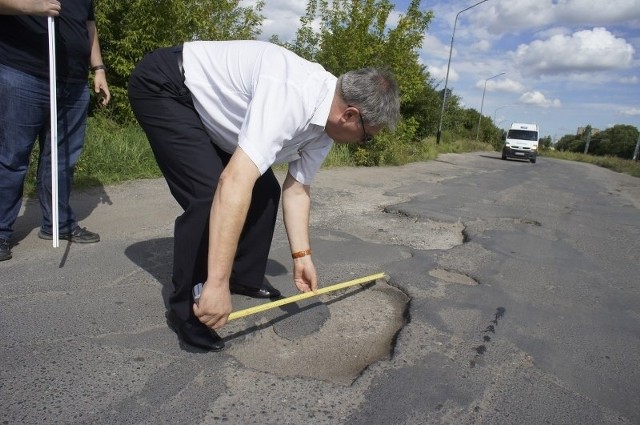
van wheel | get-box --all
[530,158,536,164]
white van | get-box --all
[502,122,539,163]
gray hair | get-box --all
[337,68,401,131]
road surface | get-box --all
[1,152,639,424]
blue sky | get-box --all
[251,0,640,140]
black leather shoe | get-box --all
[229,281,281,299]
[166,311,225,351]
[38,226,100,244]
[0,238,11,261]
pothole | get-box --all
[227,278,409,385]
[516,218,542,226]
[429,269,479,286]
[330,213,465,251]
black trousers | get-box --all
[128,46,281,323]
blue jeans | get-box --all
[0,63,89,240]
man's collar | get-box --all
[310,77,337,128]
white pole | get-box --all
[475,72,505,143]
[48,16,59,248]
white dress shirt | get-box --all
[182,40,336,185]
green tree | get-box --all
[556,133,579,152]
[555,125,639,158]
[436,85,472,142]
[282,0,434,164]
[465,108,481,138]
[473,112,500,144]
[288,0,432,89]
[539,135,552,151]
[493,128,507,151]
[276,0,323,60]
[94,0,264,122]
[591,125,639,158]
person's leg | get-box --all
[231,169,281,289]
[36,81,90,236]
[129,47,228,350]
[129,47,226,324]
[0,64,49,246]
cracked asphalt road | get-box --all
[1,152,639,424]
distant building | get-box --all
[577,127,600,136]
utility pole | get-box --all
[435,0,489,144]
[583,126,592,155]
[633,133,640,161]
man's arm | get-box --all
[0,0,60,15]
[86,21,110,106]
[193,147,261,329]
[282,171,318,293]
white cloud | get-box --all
[413,1,638,138]
[429,65,459,86]
[512,27,635,77]
[535,27,572,39]
[420,33,452,60]
[620,76,639,84]
[621,107,640,116]
[473,0,640,34]
[471,39,492,52]
[251,0,307,41]
[474,77,524,93]
[387,9,403,29]
[519,91,561,108]
[493,78,526,93]
[473,0,556,34]
[556,0,640,24]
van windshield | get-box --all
[507,129,538,141]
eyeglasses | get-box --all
[358,112,374,144]
[349,105,373,144]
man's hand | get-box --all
[30,0,59,15]
[282,172,316,292]
[193,282,232,329]
[93,71,111,106]
[293,256,318,292]
[0,0,61,16]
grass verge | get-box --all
[541,150,640,178]
[24,115,160,196]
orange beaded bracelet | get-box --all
[291,249,312,259]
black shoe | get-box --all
[0,238,11,261]
[38,226,100,244]
[166,311,225,351]
[229,281,281,299]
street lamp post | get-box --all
[436,0,489,144]
[493,104,515,125]
[475,72,505,143]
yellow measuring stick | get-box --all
[228,272,388,321]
